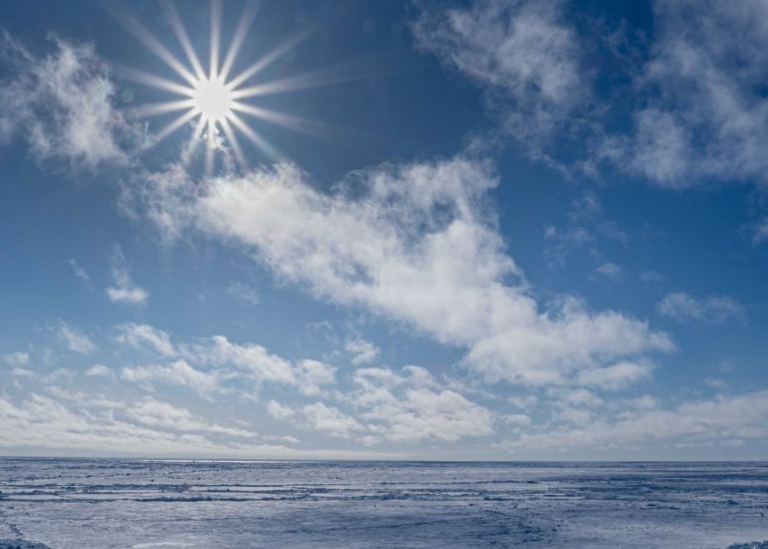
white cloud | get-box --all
[126,397,257,438]
[658,292,745,324]
[266,400,296,420]
[0,392,318,457]
[547,387,603,408]
[56,322,96,354]
[109,323,337,398]
[301,402,364,439]
[128,158,673,387]
[593,262,624,281]
[345,337,380,366]
[596,0,768,187]
[3,352,30,367]
[227,281,260,305]
[115,323,176,357]
[106,247,148,304]
[576,361,654,391]
[85,364,112,377]
[270,366,494,445]
[120,359,222,396]
[348,366,494,443]
[0,33,137,169]
[413,0,585,147]
[194,335,298,388]
[295,359,337,396]
[508,390,768,451]
[412,0,768,188]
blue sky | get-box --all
[1,0,767,460]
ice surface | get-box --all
[0,460,767,548]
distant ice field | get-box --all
[0,460,767,548]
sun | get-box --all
[191,77,234,125]
[111,0,368,175]
[110,0,318,174]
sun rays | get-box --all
[110,0,335,175]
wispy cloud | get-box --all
[85,364,112,377]
[2,351,30,367]
[0,32,140,170]
[67,258,91,283]
[595,0,768,187]
[55,322,96,354]
[115,323,175,357]
[414,0,768,188]
[226,281,260,305]
[753,218,768,245]
[657,292,745,324]
[593,262,624,281]
[120,359,223,397]
[640,270,664,284]
[413,0,585,151]
[106,246,148,305]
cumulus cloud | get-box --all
[126,157,673,387]
[273,365,495,444]
[295,359,337,396]
[56,322,96,354]
[657,292,745,324]
[349,366,494,443]
[193,335,300,388]
[596,0,768,187]
[413,0,585,148]
[111,324,337,398]
[0,32,137,169]
[106,247,148,304]
[300,402,364,440]
[345,337,381,366]
[266,400,296,420]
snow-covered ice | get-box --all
[0,459,767,548]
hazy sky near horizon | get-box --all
[1,0,767,460]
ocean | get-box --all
[1,459,767,548]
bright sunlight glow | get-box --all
[192,78,233,124]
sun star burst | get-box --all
[111,0,372,176]
[112,0,308,174]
